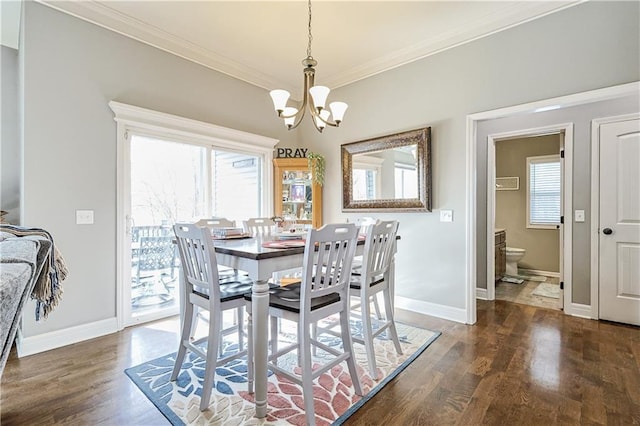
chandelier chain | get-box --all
[307,0,313,58]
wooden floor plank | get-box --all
[1,300,639,425]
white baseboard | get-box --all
[519,268,560,278]
[565,303,593,319]
[17,317,118,357]
[396,296,467,324]
[476,287,488,300]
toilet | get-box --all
[505,247,526,276]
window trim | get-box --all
[526,154,561,230]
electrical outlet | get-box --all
[440,209,453,222]
[76,210,94,225]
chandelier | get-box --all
[269,0,348,133]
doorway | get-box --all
[492,134,563,310]
[485,123,572,313]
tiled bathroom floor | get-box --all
[495,275,561,310]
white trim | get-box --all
[589,112,640,321]
[567,303,593,319]
[465,116,478,324]
[16,318,118,357]
[476,287,488,300]
[518,268,560,278]
[466,82,639,324]
[396,296,468,324]
[109,101,279,329]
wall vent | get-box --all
[496,176,519,191]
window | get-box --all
[527,154,561,229]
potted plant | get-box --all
[307,151,325,186]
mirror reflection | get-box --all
[341,127,431,212]
[351,145,418,201]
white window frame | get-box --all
[526,154,561,230]
[109,101,278,329]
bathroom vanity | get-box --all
[495,229,506,282]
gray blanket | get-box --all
[0,237,52,376]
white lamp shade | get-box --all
[270,89,290,112]
[315,109,330,129]
[283,107,298,128]
[309,86,330,110]
[329,101,348,123]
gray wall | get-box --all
[19,2,297,337]
[13,0,640,341]
[302,1,639,310]
[1,45,19,224]
[496,135,560,273]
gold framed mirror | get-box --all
[341,127,431,211]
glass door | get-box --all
[126,135,207,325]
[124,135,264,326]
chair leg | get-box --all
[270,315,278,360]
[372,293,383,320]
[299,321,316,426]
[361,295,378,379]
[199,310,222,411]
[340,308,363,396]
[237,306,244,352]
[383,288,403,355]
[171,301,194,381]
[246,303,254,394]
[191,307,199,341]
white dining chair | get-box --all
[243,217,275,237]
[194,217,236,228]
[348,220,402,379]
[171,223,253,411]
[245,223,363,426]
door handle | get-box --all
[603,228,613,235]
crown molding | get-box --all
[37,0,581,96]
[37,0,298,95]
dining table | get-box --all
[191,234,396,419]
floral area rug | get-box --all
[125,319,440,425]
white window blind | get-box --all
[527,155,561,227]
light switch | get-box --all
[440,209,453,222]
[76,210,94,225]
[575,210,585,223]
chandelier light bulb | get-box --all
[283,107,298,129]
[315,109,331,131]
[309,86,330,111]
[329,101,348,125]
[270,90,290,115]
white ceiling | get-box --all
[15,1,580,98]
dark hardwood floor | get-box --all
[1,300,638,425]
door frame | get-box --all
[486,125,572,310]
[465,81,640,324]
[590,112,640,320]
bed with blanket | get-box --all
[0,225,68,377]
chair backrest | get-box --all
[194,217,236,228]
[300,223,358,312]
[131,225,172,242]
[361,220,399,284]
[243,217,275,236]
[173,223,221,301]
[137,236,176,273]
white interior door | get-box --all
[598,117,640,325]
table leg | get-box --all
[252,279,270,418]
